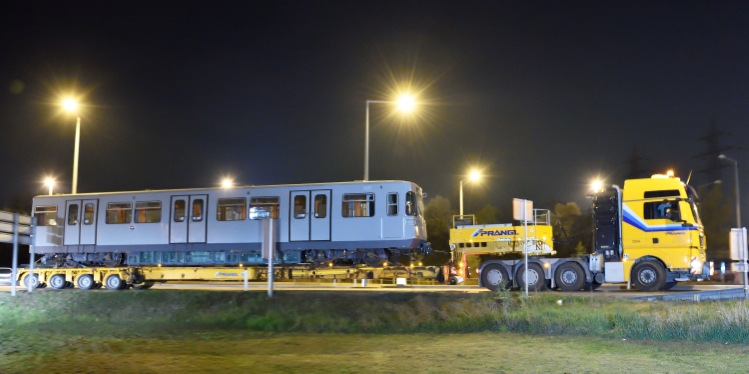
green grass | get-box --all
[2,331,748,373]
[2,290,749,343]
[3,290,749,372]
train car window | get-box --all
[387,193,398,216]
[67,204,79,225]
[294,195,307,218]
[106,202,133,224]
[314,194,327,218]
[250,197,279,219]
[173,200,186,222]
[135,201,162,223]
[84,203,95,225]
[406,192,417,216]
[342,194,375,217]
[217,198,247,221]
[192,199,204,221]
[34,205,57,226]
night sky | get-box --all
[2,1,748,220]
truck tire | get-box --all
[105,274,125,291]
[554,262,585,291]
[632,260,667,291]
[77,274,95,290]
[49,274,67,289]
[480,263,510,291]
[516,263,547,291]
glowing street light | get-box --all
[460,169,482,216]
[44,178,55,195]
[364,94,417,181]
[221,179,234,188]
[591,179,604,193]
[61,97,82,194]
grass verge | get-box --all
[2,290,749,344]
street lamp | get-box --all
[221,178,234,188]
[460,170,481,216]
[61,98,81,194]
[719,154,741,228]
[44,178,55,195]
[364,94,416,181]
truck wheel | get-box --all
[480,263,510,291]
[632,260,667,291]
[517,263,547,291]
[77,274,95,290]
[105,274,125,290]
[49,274,67,289]
[554,262,585,291]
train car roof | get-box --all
[32,180,419,199]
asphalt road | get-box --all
[1,281,745,299]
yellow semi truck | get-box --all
[450,172,710,291]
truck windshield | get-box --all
[685,184,702,226]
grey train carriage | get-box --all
[31,180,430,267]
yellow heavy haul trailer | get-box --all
[450,173,711,291]
[16,264,441,291]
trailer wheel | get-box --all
[133,282,154,290]
[77,274,95,290]
[480,263,510,291]
[23,274,40,289]
[554,262,585,291]
[516,263,547,291]
[632,260,667,291]
[49,274,67,289]
[105,274,125,290]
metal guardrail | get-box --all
[0,210,35,295]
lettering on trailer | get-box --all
[215,272,240,277]
[472,229,518,237]
[665,231,686,235]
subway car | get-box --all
[31,180,430,267]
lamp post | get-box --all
[459,170,482,216]
[719,154,740,228]
[44,178,55,195]
[62,98,81,194]
[363,95,416,181]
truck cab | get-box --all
[593,172,709,291]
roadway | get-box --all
[1,281,746,300]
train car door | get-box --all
[63,200,82,246]
[79,199,98,245]
[188,195,207,243]
[170,196,189,243]
[310,190,331,241]
[289,191,310,241]
[170,195,208,244]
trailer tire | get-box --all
[105,274,125,291]
[23,274,40,289]
[77,274,95,290]
[516,263,547,291]
[49,274,67,289]
[554,262,585,291]
[480,263,510,291]
[133,282,154,290]
[632,260,667,291]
